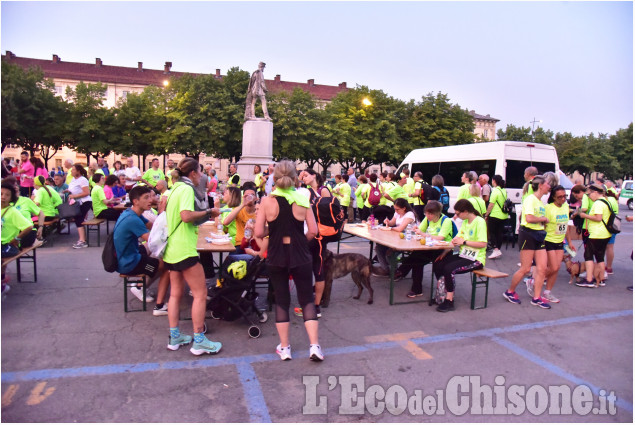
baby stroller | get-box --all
[206,255,269,338]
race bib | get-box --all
[459,246,478,261]
[556,223,567,235]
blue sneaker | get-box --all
[167,334,192,351]
[190,337,222,356]
[531,297,551,309]
[503,291,521,305]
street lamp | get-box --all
[530,117,542,141]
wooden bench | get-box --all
[120,274,148,312]
[81,218,106,247]
[428,266,508,310]
[1,240,44,283]
[470,267,509,310]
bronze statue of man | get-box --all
[244,62,271,120]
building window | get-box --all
[122,91,129,99]
[54,86,63,96]
[484,130,488,138]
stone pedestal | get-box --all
[237,119,273,182]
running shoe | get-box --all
[153,304,168,316]
[542,290,560,304]
[72,241,88,249]
[276,344,292,361]
[598,280,606,287]
[309,344,324,362]
[503,291,521,305]
[525,278,535,297]
[531,297,551,309]
[167,334,192,351]
[606,267,614,275]
[575,280,596,288]
[436,299,455,313]
[190,337,222,355]
[488,249,502,259]
[406,291,423,298]
[131,286,154,302]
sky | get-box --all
[1,1,633,137]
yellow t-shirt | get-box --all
[545,202,570,243]
[163,182,199,264]
[521,194,546,231]
[587,199,612,239]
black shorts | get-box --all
[127,248,160,278]
[518,228,546,251]
[545,241,564,251]
[584,238,610,263]
[164,256,200,271]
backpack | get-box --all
[368,182,382,206]
[597,199,621,234]
[102,217,126,273]
[419,182,439,205]
[433,186,450,214]
[440,215,459,238]
[314,196,345,238]
[495,187,514,214]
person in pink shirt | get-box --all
[30,157,49,181]
[17,151,35,197]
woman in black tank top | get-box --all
[255,161,325,361]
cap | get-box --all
[588,183,605,193]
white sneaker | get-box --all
[488,249,502,259]
[543,290,560,303]
[276,344,292,361]
[603,271,608,280]
[309,344,324,362]
[130,286,154,302]
[525,278,534,297]
[153,304,168,316]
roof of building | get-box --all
[468,110,500,122]
[2,51,347,101]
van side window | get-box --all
[506,160,556,188]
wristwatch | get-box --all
[462,240,467,246]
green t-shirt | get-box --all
[488,187,509,220]
[457,183,471,201]
[457,216,488,265]
[142,168,165,187]
[468,197,487,216]
[91,185,108,218]
[419,215,453,242]
[411,181,424,206]
[33,186,63,217]
[521,194,546,231]
[336,182,351,207]
[379,182,391,206]
[14,197,41,221]
[166,169,176,188]
[163,182,199,264]
[545,202,570,243]
[403,178,415,203]
[355,183,370,208]
[588,199,612,240]
[1,206,33,244]
[221,210,237,246]
[386,183,407,207]
[581,194,593,230]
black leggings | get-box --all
[359,206,371,221]
[488,216,506,250]
[267,248,316,323]
[399,250,443,294]
[73,201,93,227]
[372,205,394,224]
[433,255,483,293]
[309,233,340,282]
[97,208,123,221]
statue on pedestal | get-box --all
[244,62,271,121]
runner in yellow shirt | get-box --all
[542,185,573,303]
[577,184,613,287]
[333,174,351,221]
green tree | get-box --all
[219,67,250,162]
[1,61,66,165]
[64,82,113,165]
[608,123,633,180]
[496,124,532,142]
[398,92,475,156]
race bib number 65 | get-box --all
[556,223,567,235]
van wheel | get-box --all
[628,199,633,210]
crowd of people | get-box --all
[1,152,630,359]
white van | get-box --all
[397,141,563,210]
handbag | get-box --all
[57,201,81,219]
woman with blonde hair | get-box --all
[255,160,323,361]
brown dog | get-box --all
[321,250,373,307]
[563,254,602,285]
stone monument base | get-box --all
[237,120,273,182]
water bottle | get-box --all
[405,224,412,241]
[217,220,224,233]
[369,214,375,227]
[244,219,255,239]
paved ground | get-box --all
[1,213,633,423]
